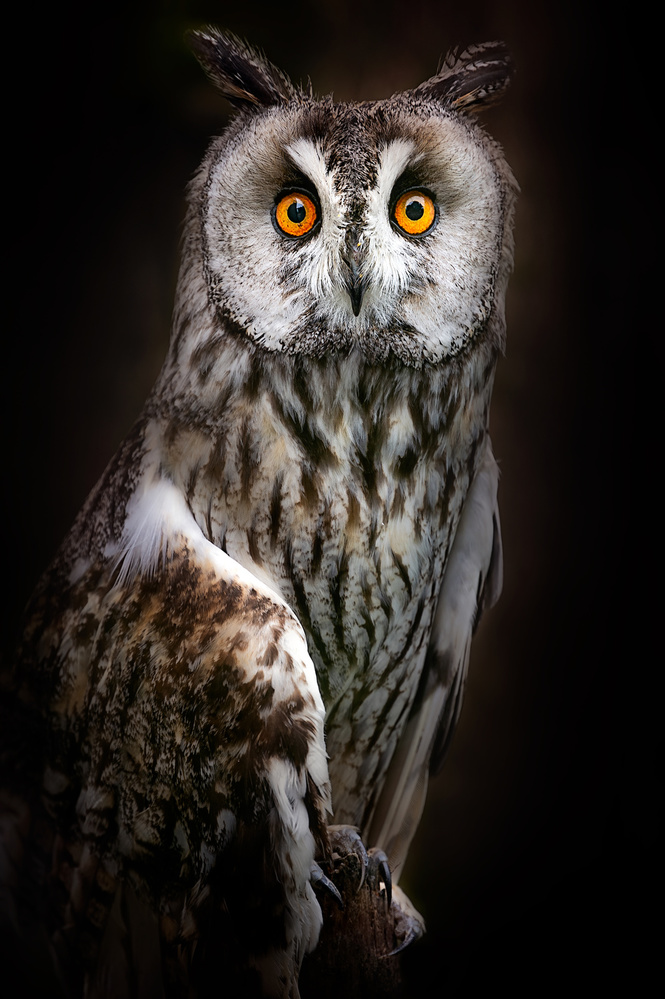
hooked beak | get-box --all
[344,228,366,317]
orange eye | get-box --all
[392,190,437,236]
[273,191,320,238]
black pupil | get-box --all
[287,198,307,224]
[405,198,424,221]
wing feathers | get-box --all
[8,470,331,995]
[367,437,502,877]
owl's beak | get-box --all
[343,229,366,317]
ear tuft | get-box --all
[187,26,298,109]
[414,41,513,113]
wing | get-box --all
[366,436,503,879]
[1,473,331,997]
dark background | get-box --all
[3,2,656,995]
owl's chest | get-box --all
[169,357,489,826]
[188,394,471,703]
[218,428,474,831]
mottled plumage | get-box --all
[1,27,517,998]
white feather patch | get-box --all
[107,474,192,588]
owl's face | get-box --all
[199,97,510,367]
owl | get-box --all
[0,26,517,999]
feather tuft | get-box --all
[187,26,299,109]
[413,40,514,113]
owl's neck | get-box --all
[150,310,495,489]
[145,317,496,591]
[152,287,498,449]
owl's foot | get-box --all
[325,825,392,906]
[300,832,423,993]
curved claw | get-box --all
[367,847,392,908]
[384,884,426,957]
[310,861,344,910]
[387,927,418,957]
[327,825,369,892]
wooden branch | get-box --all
[300,844,421,998]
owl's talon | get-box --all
[386,927,418,957]
[327,825,369,892]
[367,847,392,907]
[385,884,426,956]
[310,861,344,909]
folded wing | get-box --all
[367,437,503,878]
[2,474,331,997]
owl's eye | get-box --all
[392,190,437,237]
[273,191,320,238]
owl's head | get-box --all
[183,28,518,368]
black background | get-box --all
[3,2,656,995]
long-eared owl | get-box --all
[0,26,517,999]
